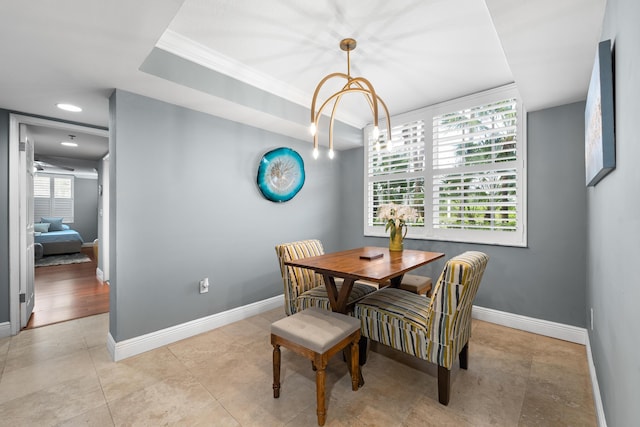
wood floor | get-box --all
[26,247,109,329]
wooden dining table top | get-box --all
[284,246,445,284]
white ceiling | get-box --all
[0,0,606,158]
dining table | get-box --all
[284,246,445,314]
[284,246,445,386]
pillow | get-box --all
[34,223,50,233]
[61,224,70,230]
[41,217,64,231]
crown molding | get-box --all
[155,30,363,129]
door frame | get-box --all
[8,114,109,335]
[18,123,35,328]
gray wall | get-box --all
[339,102,588,327]
[0,109,9,323]
[589,0,640,425]
[72,177,98,243]
[108,89,344,341]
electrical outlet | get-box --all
[590,307,594,330]
[199,278,209,294]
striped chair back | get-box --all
[275,239,326,316]
[425,251,489,367]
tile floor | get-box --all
[0,309,597,426]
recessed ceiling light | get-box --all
[56,103,82,112]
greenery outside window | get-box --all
[364,84,527,247]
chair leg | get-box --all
[272,344,281,398]
[459,342,469,370]
[437,365,450,405]
[316,364,327,426]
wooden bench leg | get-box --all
[351,338,360,391]
[459,342,469,370]
[272,344,281,398]
[316,363,327,426]
[437,365,450,405]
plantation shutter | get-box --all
[364,84,526,246]
[33,175,52,222]
[34,173,74,223]
[366,119,426,230]
[431,98,518,233]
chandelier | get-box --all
[309,38,391,159]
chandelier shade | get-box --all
[309,38,391,159]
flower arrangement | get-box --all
[377,203,420,239]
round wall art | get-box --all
[257,147,305,202]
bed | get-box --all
[34,217,85,258]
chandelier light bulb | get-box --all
[313,147,319,159]
[328,149,335,159]
[372,125,380,139]
[309,123,316,136]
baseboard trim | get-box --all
[96,268,104,282]
[0,322,11,339]
[472,305,587,344]
[107,295,282,361]
[107,299,588,361]
[586,333,608,427]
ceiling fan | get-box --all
[34,156,75,172]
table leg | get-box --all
[390,274,405,288]
[322,275,355,313]
[323,274,365,387]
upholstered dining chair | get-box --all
[275,239,378,316]
[354,251,489,405]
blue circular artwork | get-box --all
[257,147,305,202]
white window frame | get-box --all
[34,173,75,223]
[364,84,527,247]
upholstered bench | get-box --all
[271,307,361,426]
[400,274,433,296]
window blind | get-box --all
[432,98,519,233]
[364,84,526,246]
[33,173,74,223]
[366,119,426,229]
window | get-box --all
[364,84,526,246]
[34,173,74,223]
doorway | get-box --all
[8,114,109,333]
[28,246,109,328]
